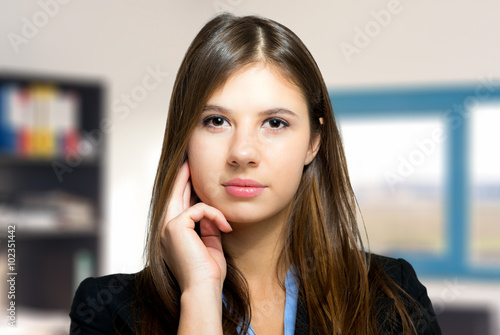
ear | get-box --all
[304,133,321,166]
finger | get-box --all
[181,203,232,233]
[199,217,224,253]
[165,161,190,222]
[161,203,231,263]
[183,179,191,211]
[182,160,191,210]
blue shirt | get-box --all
[222,265,299,335]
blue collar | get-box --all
[222,265,299,335]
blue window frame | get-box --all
[329,84,500,279]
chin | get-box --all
[220,211,255,224]
[216,206,261,225]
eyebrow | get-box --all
[203,104,299,118]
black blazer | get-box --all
[69,255,441,334]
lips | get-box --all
[223,178,266,197]
[223,178,264,187]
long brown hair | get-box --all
[133,13,422,334]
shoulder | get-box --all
[369,253,442,334]
[371,254,424,297]
[370,254,432,305]
[69,272,139,335]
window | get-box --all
[330,84,500,278]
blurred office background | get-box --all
[0,1,499,334]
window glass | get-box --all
[470,105,500,267]
[339,117,446,255]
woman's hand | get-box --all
[160,160,232,293]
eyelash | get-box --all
[201,115,290,132]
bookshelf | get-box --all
[0,72,104,324]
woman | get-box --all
[70,13,441,334]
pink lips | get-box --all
[223,178,266,198]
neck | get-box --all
[221,204,291,285]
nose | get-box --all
[227,126,261,168]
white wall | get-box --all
[1,0,499,331]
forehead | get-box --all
[206,63,308,111]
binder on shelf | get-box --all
[59,90,80,158]
[31,84,56,158]
[17,87,34,157]
[0,83,81,160]
[0,85,17,154]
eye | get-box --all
[202,115,230,128]
[263,118,289,130]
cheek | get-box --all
[266,137,309,192]
[187,136,223,203]
[270,135,309,170]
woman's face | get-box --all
[187,64,320,226]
